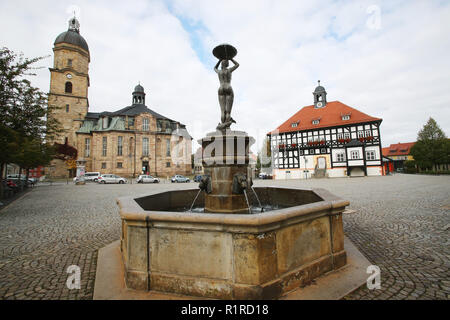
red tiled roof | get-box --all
[382,142,415,157]
[268,101,382,135]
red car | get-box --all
[6,180,18,188]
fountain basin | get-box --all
[117,186,348,299]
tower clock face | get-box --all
[316,102,323,107]
[66,74,72,79]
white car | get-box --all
[84,172,101,182]
[97,174,127,184]
[136,175,160,183]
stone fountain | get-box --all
[112,44,351,299]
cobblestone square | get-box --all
[0,174,448,300]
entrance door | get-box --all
[285,170,291,179]
[318,157,326,169]
[142,161,149,174]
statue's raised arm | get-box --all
[214,59,222,74]
[229,58,239,72]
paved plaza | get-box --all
[0,174,448,300]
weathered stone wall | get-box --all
[118,187,348,299]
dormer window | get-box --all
[342,115,350,121]
[312,119,320,125]
[143,118,149,131]
[291,121,299,128]
[102,117,108,129]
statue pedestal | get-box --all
[75,159,86,185]
[199,130,255,213]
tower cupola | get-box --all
[54,16,89,54]
[313,80,327,108]
[132,83,146,105]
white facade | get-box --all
[270,122,383,179]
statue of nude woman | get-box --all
[215,58,239,130]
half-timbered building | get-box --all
[268,82,383,179]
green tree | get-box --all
[0,47,61,198]
[0,126,20,191]
[403,160,417,174]
[410,118,449,171]
[15,137,55,185]
[260,136,272,168]
[256,154,261,170]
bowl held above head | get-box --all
[213,43,237,60]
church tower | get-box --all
[48,16,90,147]
[47,16,90,177]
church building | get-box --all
[47,17,192,178]
[268,82,383,179]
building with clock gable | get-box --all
[268,82,383,179]
[47,17,192,178]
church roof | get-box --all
[85,104,172,121]
[268,101,382,135]
[79,103,188,135]
[54,30,89,52]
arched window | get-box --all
[65,81,73,93]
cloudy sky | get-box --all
[1,0,449,153]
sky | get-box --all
[1,0,450,154]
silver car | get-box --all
[84,172,100,182]
[97,174,127,184]
[171,175,190,183]
[136,175,160,183]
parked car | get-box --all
[258,172,273,180]
[6,180,18,189]
[84,172,101,182]
[7,174,35,185]
[7,174,26,180]
[136,175,160,183]
[171,175,190,183]
[193,175,203,182]
[2,181,15,197]
[97,174,127,184]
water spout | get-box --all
[189,189,202,212]
[251,186,264,212]
[243,189,251,214]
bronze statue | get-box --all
[213,44,239,130]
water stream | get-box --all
[189,189,202,212]
[243,189,251,214]
[251,186,264,212]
